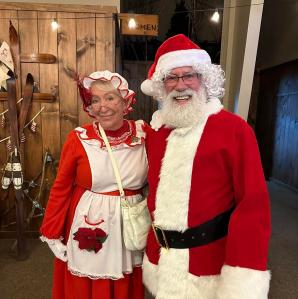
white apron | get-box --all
[66,127,148,279]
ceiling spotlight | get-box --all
[211,10,220,23]
[51,19,59,30]
[128,18,137,29]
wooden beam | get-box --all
[20,53,57,64]
[0,92,56,102]
[237,0,264,120]
[0,2,117,13]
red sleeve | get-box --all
[40,131,78,239]
[142,120,154,153]
[225,119,271,270]
[142,120,151,131]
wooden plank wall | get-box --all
[123,60,158,124]
[0,3,116,234]
[255,59,298,190]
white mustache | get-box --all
[168,89,195,99]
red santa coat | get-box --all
[143,103,271,299]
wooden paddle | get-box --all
[20,53,57,64]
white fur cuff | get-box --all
[142,254,158,296]
[216,265,271,299]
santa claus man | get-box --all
[141,34,271,299]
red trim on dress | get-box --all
[84,216,104,226]
[97,189,143,196]
[77,120,146,148]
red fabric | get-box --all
[40,121,143,239]
[145,110,271,275]
[53,259,144,299]
[40,131,92,239]
[98,189,142,196]
[90,120,144,148]
[148,34,200,79]
[40,123,145,298]
[104,120,130,137]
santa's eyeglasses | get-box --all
[163,72,199,86]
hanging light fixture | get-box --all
[211,10,220,23]
[51,18,59,30]
[128,18,137,29]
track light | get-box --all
[128,18,137,29]
[211,10,220,23]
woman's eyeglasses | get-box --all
[163,72,199,86]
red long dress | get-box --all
[40,120,148,299]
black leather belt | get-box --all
[152,207,234,249]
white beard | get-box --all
[160,88,208,128]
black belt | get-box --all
[152,207,234,249]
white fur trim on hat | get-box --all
[154,49,211,78]
[141,49,212,97]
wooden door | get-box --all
[0,2,116,235]
[255,59,298,190]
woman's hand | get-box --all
[40,236,68,262]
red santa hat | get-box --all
[141,34,211,96]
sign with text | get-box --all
[119,14,158,36]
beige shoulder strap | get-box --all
[97,123,125,197]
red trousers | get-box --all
[52,259,144,299]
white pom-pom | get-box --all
[150,110,164,131]
[141,79,156,96]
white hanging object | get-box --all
[20,133,26,143]
[30,121,37,132]
[0,64,10,89]
[211,10,220,23]
[1,114,5,128]
[6,138,11,150]
[0,41,14,71]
